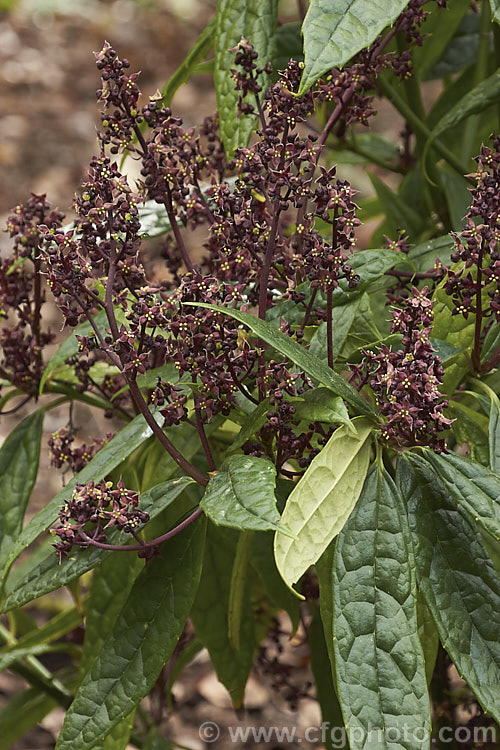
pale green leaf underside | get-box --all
[274,419,372,592]
[334,465,431,749]
[299,0,411,94]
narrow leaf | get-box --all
[4,607,82,652]
[215,0,278,153]
[299,0,412,95]
[474,381,500,474]
[491,1,500,25]
[309,609,345,750]
[368,173,423,240]
[188,303,375,416]
[1,410,165,589]
[0,477,192,613]
[0,687,58,750]
[39,310,108,394]
[334,464,431,749]
[309,298,362,364]
[399,456,500,723]
[55,518,206,750]
[251,532,301,632]
[228,397,270,453]
[424,67,500,160]
[0,410,44,568]
[416,595,439,686]
[191,523,255,708]
[80,552,143,676]
[412,0,471,77]
[274,419,372,593]
[201,454,289,534]
[408,449,500,541]
[160,19,215,105]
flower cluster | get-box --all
[41,154,144,328]
[52,479,148,561]
[49,428,114,474]
[445,135,500,324]
[351,287,452,451]
[0,195,64,394]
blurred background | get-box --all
[0,0,217,233]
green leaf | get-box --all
[399,456,500,723]
[55,518,206,750]
[251,532,301,632]
[0,641,76,673]
[309,298,362,364]
[228,530,254,649]
[102,711,136,750]
[315,544,346,748]
[299,0,412,95]
[3,607,82,652]
[316,543,336,661]
[0,410,165,591]
[448,400,489,465]
[408,450,500,541]
[438,167,470,232]
[489,392,500,474]
[191,523,255,708]
[368,173,423,240]
[473,381,500,474]
[412,0,471,77]
[309,608,345,750]
[416,595,439,686]
[160,19,215,105]
[274,419,372,594]
[408,235,454,272]
[187,303,375,416]
[291,388,351,427]
[228,398,270,453]
[428,15,483,79]
[273,21,303,72]
[0,687,58,750]
[0,477,192,613]
[215,0,278,153]
[424,67,500,161]
[200,454,288,534]
[39,310,108,394]
[481,320,500,364]
[81,552,143,676]
[491,1,500,25]
[333,249,404,303]
[432,285,475,394]
[0,410,44,569]
[334,464,431,749]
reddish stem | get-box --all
[79,507,204,552]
